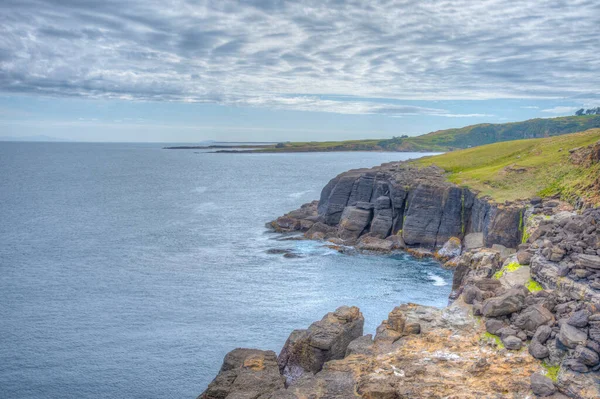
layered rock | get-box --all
[270,163,526,250]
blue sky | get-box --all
[1,0,599,142]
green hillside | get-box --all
[412,128,600,205]
[215,114,600,153]
[379,114,600,152]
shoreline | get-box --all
[199,157,600,399]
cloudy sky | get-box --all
[1,0,599,142]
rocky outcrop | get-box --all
[270,163,525,251]
[198,349,285,399]
[201,303,545,399]
[277,306,364,384]
[203,161,600,399]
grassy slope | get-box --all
[249,115,600,153]
[380,114,600,151]
[412,129,600,205]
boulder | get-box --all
[529,340,550,359]
[574,345,600,366]
[513,304,555,334]
[567,309,590,328]
[517,251,533,265]
[481,286,528,317]
[502,335,522,350]
[199,349,285,399]
[485,319,505,335]
[463,285,483,305]
[437,237,462,259]
[533,325,552,344]
[385,234,406,250]
[557,322,588,349]
[464,233,484,251]
[278,306,364,381]
[530,373,556,397]
[356,236,393,252]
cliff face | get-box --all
[273,162,524,250]
[199,158,600,399]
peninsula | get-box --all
[167,114,600,154]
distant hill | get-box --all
[194,114,600,153]
[380,114,600,152]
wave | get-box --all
[193,186,208,193]
[427,272,448,286]
[288,190,312,198]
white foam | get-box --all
[288,190,312,198]
[193,186,208,193]
[428,272,448,286]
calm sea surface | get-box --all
[0,143,452,398]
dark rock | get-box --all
[356,201,374,210]
[533,325,553,344]
[530,373,556,397]
[502,335,522,350]
[576,254,600,269]
[563,359,589,373]
[463,285,483,305]
[574,345,600,366]
[513,304,555,334]
[557,322,588,349]
[529,340,550,359]
[485,319,505,335]
[337,207,372,241]
[278,306,364,382]
[199,348,285,399]
[567,309,590,328]
[481,286,528,317]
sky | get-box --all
[1,0,599,142]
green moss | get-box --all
[542,362,560,382]
[482,332,504,349]
[527,278,544,292]
[494,262,521,279]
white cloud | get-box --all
[541,106,579,114]
[0,0,598,115]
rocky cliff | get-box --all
[271,162,525,251]
[199,157,600,398]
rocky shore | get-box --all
[199,160,600,398]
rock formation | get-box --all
[269,163,526,251]
[201,159,600,398]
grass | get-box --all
[482,332,504,349]
[542,361,560,382]
[493,261,521,279]
[413,128,600,205]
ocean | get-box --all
[0,142,452,398]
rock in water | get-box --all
[530,373,556,397]
[198,349,285,399]
[277,306,364,383]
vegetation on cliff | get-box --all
[413,128,600,205]
[196,114,600,153]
